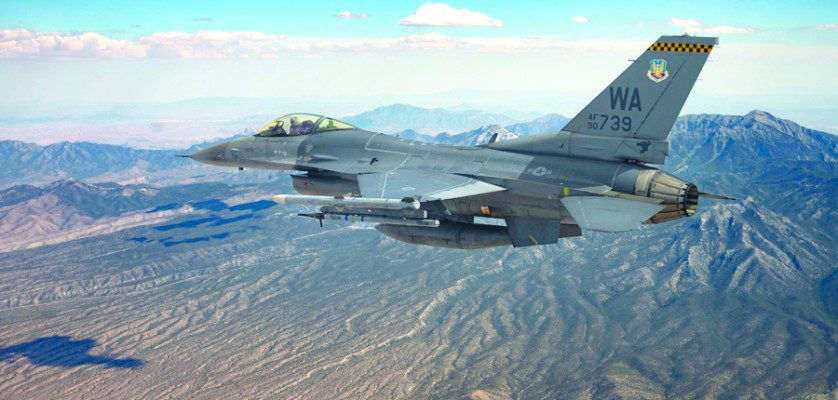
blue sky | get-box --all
[0,0,836,132]
[3,0,834,40]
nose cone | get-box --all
[189,142,228,166]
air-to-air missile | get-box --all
[298,212,440,228]
[185,35,735,249]
[270,194,420,211]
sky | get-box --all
[0,0,836,135]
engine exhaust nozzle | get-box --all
[634,170,699,224]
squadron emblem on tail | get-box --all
[647,59,669,83]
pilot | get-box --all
[271,121,286,136]
[300,119,314,135]
[290,116,302,136]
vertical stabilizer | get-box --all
[488,35,717,163]
[562,35,717,140]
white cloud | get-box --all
[0,27,146,58]
[399,3,502,27]
[0,28,290,59]
[669,18,754,35]
[140,30,287,58]
[0,27,35,41]
[571,16,589,24]
[334,11,370,19]
[806,24,837,31]
[288,34,638,54]
[0,28,645,59]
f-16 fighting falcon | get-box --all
[184,35,734,249]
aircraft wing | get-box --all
[357,170,505,201]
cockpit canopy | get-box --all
[254,113,356,137]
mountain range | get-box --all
[342,103,522,135]
[0,108,570,189]
[0,107,834,399]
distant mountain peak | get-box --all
[677,110,835,142]
[435,124,519,146]
[46,179,82,188]
[476,124,505,131]
[505,113,570,135]
[744,110,775,119]
[42,179,129,196]
[371,103,424,111]
[741,110,786,130]
[669,111,838,175]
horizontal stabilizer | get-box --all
[575,185,612,195]
[561,196,664,232]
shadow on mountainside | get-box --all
[0,336,145,369]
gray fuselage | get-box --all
[192,128,654,223]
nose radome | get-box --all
[189,142,228,166]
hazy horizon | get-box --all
[0,95,834,150]
[2,0,836,143]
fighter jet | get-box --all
[185,35,733,249]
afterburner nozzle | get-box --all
[634,169,699,224]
